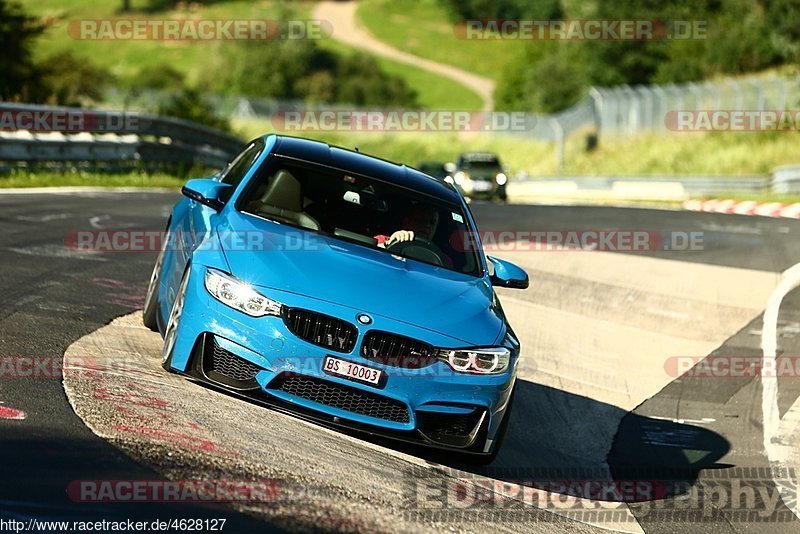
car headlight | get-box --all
[496,172,507,186]
[204,268,282,317]
[455,172,473,192]
[438,347,511,374]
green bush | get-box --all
[0,0,44,101]
[495,42,586,113]
[438,0,562,20]
[493,0,800,113]
[213,39,417,107]
[32,51,112,106]
[157,88,232,133]
[130,63,186,91]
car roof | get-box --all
[266,135,459,203]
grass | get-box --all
[0,171,184,188]
[316,35,483,110]
[356,0,527,83]
[3,126,800,190]
[557,130,800,177]
[22,0,482,109]
[238,119,800,178]
[4,130,800,196]
[235,117,553,170]
[25,0,301,86]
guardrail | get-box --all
[772,165,800,194]
[0,102,244,172]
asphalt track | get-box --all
[1,190,800,533]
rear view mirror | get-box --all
[182,178,232,211]
[487,256,529,289]
[343,189,388,212]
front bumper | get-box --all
[168,268,517,453]
[459,178,500,198]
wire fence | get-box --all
[589,76,800,138]
[93,74,800,172]
[107,74,800,140]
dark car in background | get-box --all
[450,153,507,202]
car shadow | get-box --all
[430,378,731,503]
[195,372,730,506]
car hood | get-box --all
[216,212,504,345]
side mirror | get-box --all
[181,178,232,211]
[487,256,529,289]
[444,162,457,174]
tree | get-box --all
[438,0,563,20]
[495,42,586,113]
[213,39,418,107]
[158,88,231,133]
[0,0,45,101]
[32,51,111,106]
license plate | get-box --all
[323,356,383,386]
[472,181,492,191]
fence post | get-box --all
[550,118,564,171]
[588,87,604,140]
[726,79,743,110]
[653,86,668,131]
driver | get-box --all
[375,203,439,248]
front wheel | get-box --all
[161,264,190,373]
[143,226,170,331]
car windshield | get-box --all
[238,159,482,277]
[462,160,501,172]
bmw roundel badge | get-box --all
[356,313,372,325]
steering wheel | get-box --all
[386,237,447,266]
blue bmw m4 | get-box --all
[143,134,529,463]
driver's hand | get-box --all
[384,230,415,247]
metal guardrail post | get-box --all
[549,118,565,170]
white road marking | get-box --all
[89,215,110,229]
[760,261,800,520]
[699,221,763,235]
[15,213,71,223]
[645,307,690,320]
[8,244,107,261]
[649,416,716,425]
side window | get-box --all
[219,140,264,194]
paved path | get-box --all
[313,0,495,110]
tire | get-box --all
[142,225,170,332]
[161,264,190,373]
[497,187,508,203]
